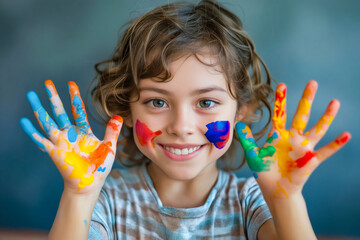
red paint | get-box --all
[295,151,316,168]
[335,134,350,145]
[89,141,114,173]
[135,120,162,148]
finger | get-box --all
[272,83,287,130]
[20,117,54,152]
[290,80,318,134]
[89,116,123,174]
[103,116,123,149]
[68,81,92,134]
[26,91,60,140]
[316,132,351,162]
[45,80,72,129]
[306,99,339,144]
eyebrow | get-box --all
[139,86,227,95]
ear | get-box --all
[124,115,134,128]
[235,104,248,123]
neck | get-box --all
[147,162,219,208]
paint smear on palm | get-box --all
[292,88,312,132]
[235,122,276,173]
[205,121,230,149]
[63,136,114,189]
[135,120,162,148]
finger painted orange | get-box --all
[135,120,162,148]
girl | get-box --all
[20,0,350,239]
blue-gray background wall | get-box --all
[1,0,359,237]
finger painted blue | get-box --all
[204,121,230,149]
[27,91,59,135]
[20,118,46,151]
[72,95,90,133]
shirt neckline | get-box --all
[140,162,229,218]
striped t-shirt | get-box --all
[89,163,272,239]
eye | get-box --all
[197,99,216,108]
[148,99,168,108]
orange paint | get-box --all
[88,141,114,173]
[273,87,287,129]
[45,80,58,96]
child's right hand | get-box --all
[20,80,123,195]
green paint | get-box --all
[235,122,276,172]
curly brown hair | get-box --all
[91,0,274,171]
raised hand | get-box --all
[20,80,123,194]
[235,80,351,199]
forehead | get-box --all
[140,54,228,90]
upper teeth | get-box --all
[164,146,201,155]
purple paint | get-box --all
[204,121,230,149]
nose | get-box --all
[166,105,195,138]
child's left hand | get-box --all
[235,80,351,199]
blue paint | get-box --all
[204,121,230,149]
[72,95,89,133]
[57,113,71,129]
[27,91,59,135]
[253,172,258,179]
[20,118,46,151]
[67,126,77,143]
[83,219,88,227]
[97,166,106,172]
[248,150,257,157]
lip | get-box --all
[159,144,205,161]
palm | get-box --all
[236,81,350,199]
[20,80,123,194]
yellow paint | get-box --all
[64,150,94,189]
[292,89,311,131]
[57,135,71,149]
[78,136,98,154]
[305,171,310,175]
[274,128,296,182]
[60,164,68,170]
[301,139,309,145]
[273,181,289,198]
[316,115,334,133]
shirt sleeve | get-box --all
[88,189,113,240]
[241,177,272,240]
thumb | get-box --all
[103,116,123,151]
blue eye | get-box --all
[198,99,216,108]
[149,99,167,108]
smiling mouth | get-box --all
[163,146,201,155]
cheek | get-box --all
[135,119,162,149]
[204,121,231,149]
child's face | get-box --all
[128,54,244,181]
